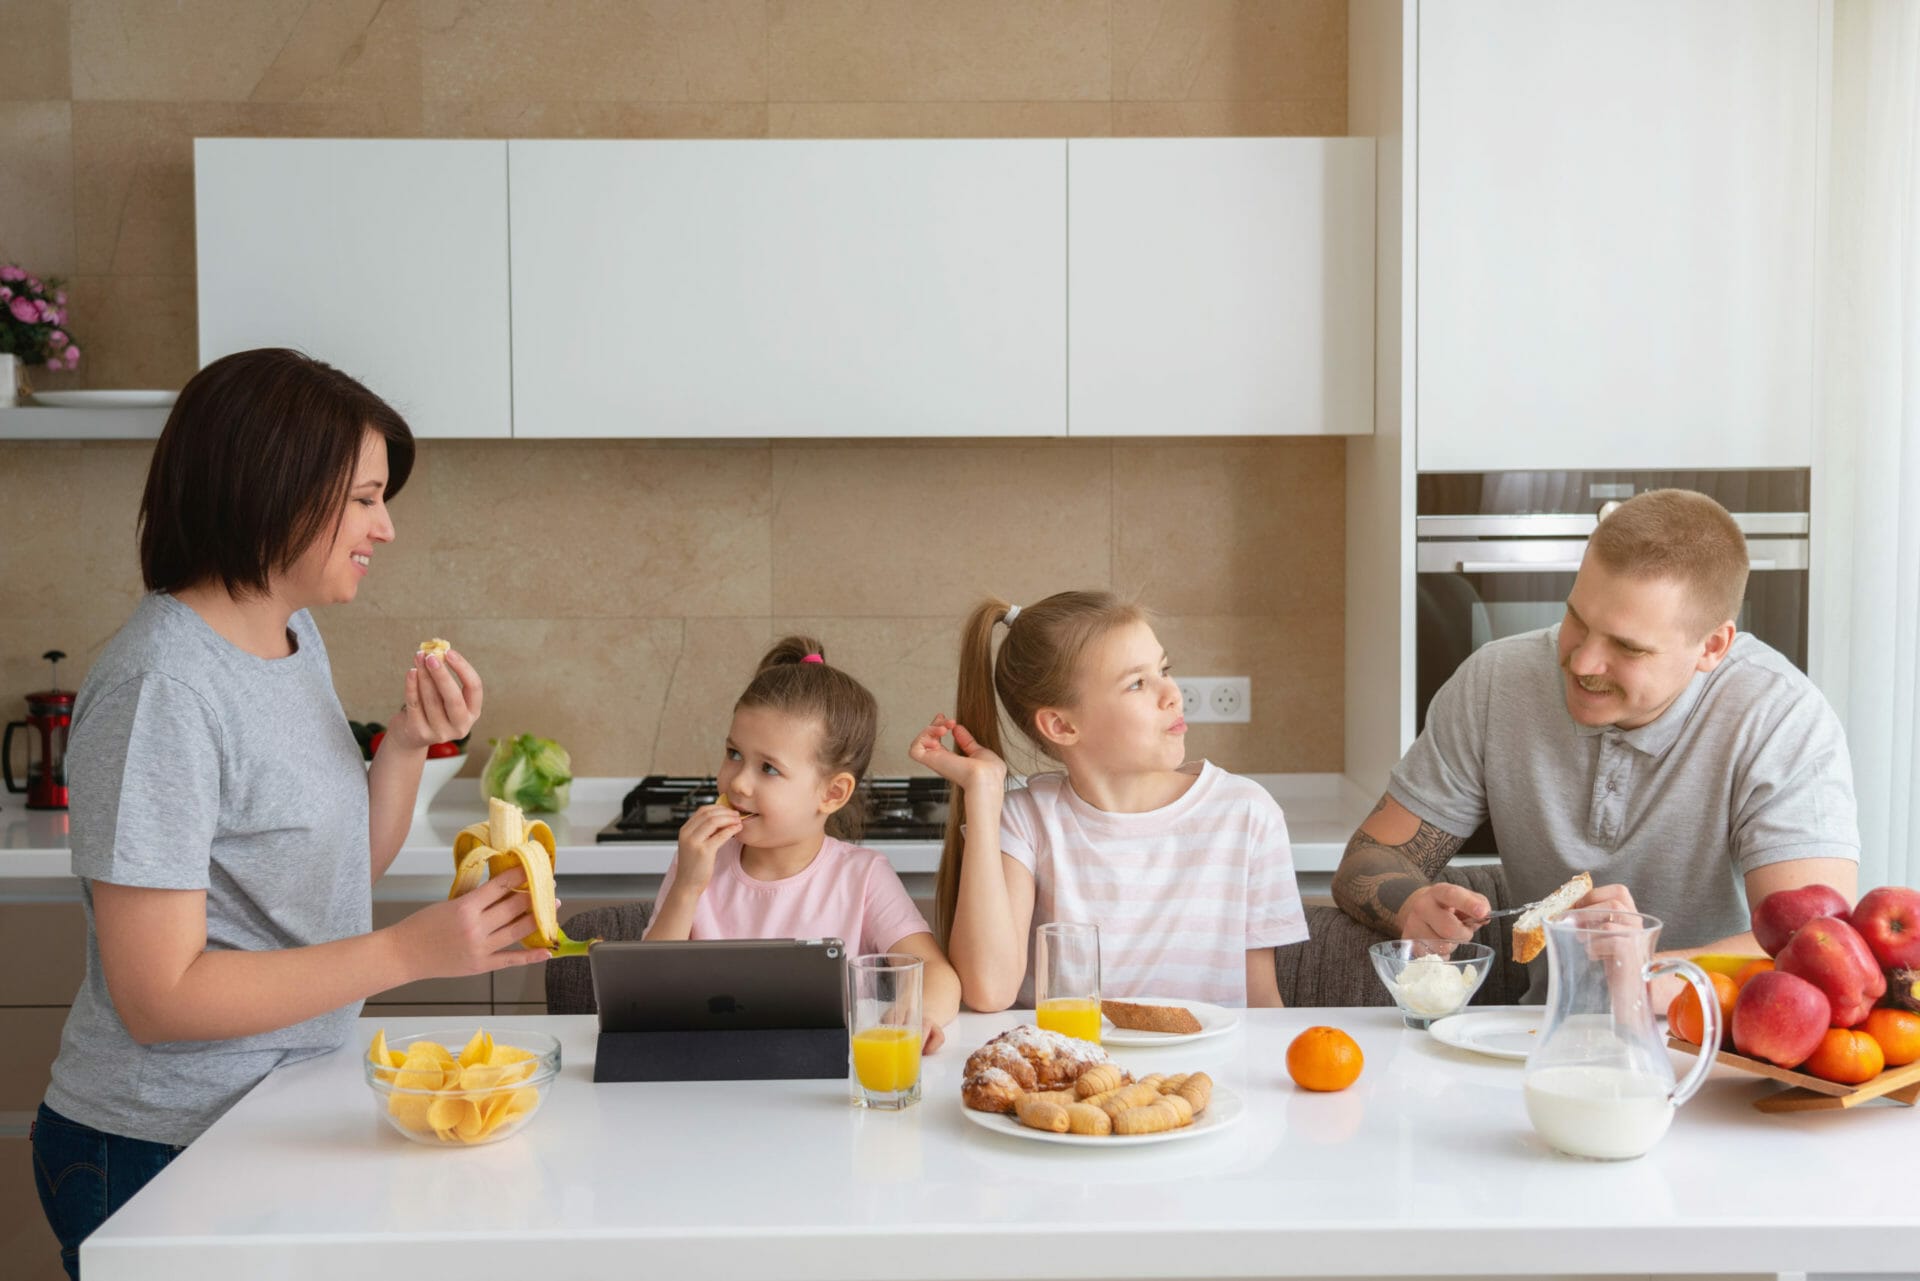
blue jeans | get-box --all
[30,1103,184,1281]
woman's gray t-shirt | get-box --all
[45,592,371,1146]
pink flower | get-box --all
[63,346,80,368]
[9,296,37,324]
[49,307,64,325]
[26,277,41,292]
[48,330,67,350]
[0,285,10,301]
[0,265,23,283]
[53,290,66,306]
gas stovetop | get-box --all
[597,775,950,843]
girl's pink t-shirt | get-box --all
[655,835,932,954]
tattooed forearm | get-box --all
[1331,822,1467,934]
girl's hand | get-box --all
[907,715,1007,792]
[921,1017,946,1056]
[391,865,547,980]
[675,803,743,890]
[387,647,484,752]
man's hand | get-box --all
[1397,882,1490,942]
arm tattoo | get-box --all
[1331,820,1467,934]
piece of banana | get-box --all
[449,796,595,956]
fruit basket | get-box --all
[1666,1036,1920,1113]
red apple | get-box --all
[1750,883,1852,957]
[1731,971,1832,1068]
[1850,886,1920,970]
[1775,916,1888,1027]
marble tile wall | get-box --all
[0,1,1348,777]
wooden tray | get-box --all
[1667,1036,1920,1112]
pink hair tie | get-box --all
[802,653,824,664]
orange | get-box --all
[1666,972,1738,1048]
[1801,1026,1885,1086]
[1286,1026,1364,1092]
[1733,958,1775,988]
[1864,1008,1920,1068]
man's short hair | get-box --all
[1586,489,1750,636]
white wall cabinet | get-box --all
[507,140,1066,438]
[195,139,513,439]
[1068,138,1376,437]
[1416,0,1820,472]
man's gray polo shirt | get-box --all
[1389,626,1858,997]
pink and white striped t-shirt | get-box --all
[999,760,1309,1007]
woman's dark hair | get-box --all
[138,348,415,596]
[736,636,879,841]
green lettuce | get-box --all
[481,733,573,813]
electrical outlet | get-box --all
[1175,676,1252,724]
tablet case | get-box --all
[588,938,848,1083]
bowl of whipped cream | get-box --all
[1368,939,1494,1029]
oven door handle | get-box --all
[1456,560,1583,574]
[1457,558,1782,574]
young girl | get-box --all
[911,591,1308,1012]
[645,637,961,1051]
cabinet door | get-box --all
[1067,138,1376,437]
[1417,0,1819,471]
[196,140,512,439]
[508,140,1067,438]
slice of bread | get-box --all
[1511,871,1593,964]
[1100,1000,1204,1035]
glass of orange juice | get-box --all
[847,953,923,1110]
[1035,922,1101,1043]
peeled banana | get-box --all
[449,796,595,956]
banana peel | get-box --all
[449,796,596,956]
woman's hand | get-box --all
[386,646,484,752]
[907,715,1008,793]
[388,866,548,981]
[675,803,743,891]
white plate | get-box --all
[30,390,177,409]
[960,1083,1245,1148]
[1098,997,1241,1047]
[1427,1008,1543,1061]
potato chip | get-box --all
[459,1028,494,1068]
[458,1062,510,1092]
[428,1095,484,1142]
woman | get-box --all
[31,348,544,1278]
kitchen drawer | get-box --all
[360,1004,492,1019]
[0,1009,69,1112]
[0,905,87,1005]
[0,1139,67,1281]
[496,1004,546,1016]
[368,903,493,1005]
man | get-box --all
[1333,489,1859,998]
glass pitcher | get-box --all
[1523,908,1720,1160]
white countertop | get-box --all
[82,1008,1917,1280]
[0,772,1378,881]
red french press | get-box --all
[5,650,74,810]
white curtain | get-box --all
[1813,0,1920,890]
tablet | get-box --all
[588,938,847,1034]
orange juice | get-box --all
[1037,997,1102,1043]
[851,1026,921,1093]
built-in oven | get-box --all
[1415,470,1811,852]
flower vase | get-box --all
[1,353,20,408]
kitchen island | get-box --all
[80,1009,1914,1280]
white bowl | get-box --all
[363,751,467,816]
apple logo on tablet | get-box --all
[708,994,742,1016]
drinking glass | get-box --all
[846,953,923,1110]
[1034,922,1102,1043]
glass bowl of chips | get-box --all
[364,1027,561,1147]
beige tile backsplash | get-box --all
[1,438,1344,777]
[2,1,1349,776]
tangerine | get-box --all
[1666,972,1738,1048]
[1864,1008,1920,1068]
[1733,958,1775,988]
[1286,1026,1364,1092]
[1801,1026,1885,1086]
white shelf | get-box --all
[0,405,169,440]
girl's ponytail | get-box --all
[934,599,1013,946]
